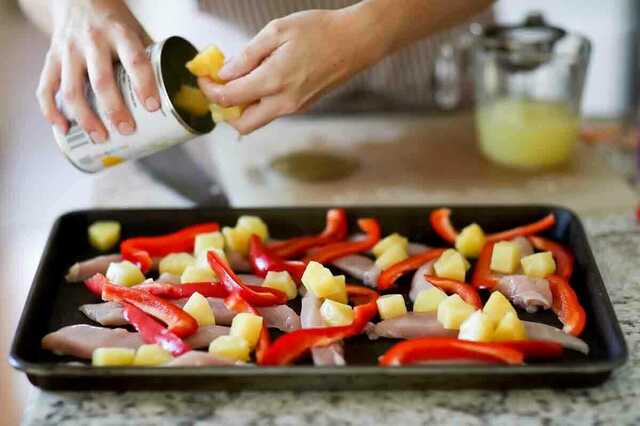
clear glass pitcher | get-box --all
[473,13,591,170]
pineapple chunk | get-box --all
[210,104,243,123]
[133,344,173,366]
[106,261,145,287]
[181,265,216,283]
[324,277,348,304]
[173,84,210,116]
[320,299,355,326]
[222,226,252,256]
[209,335,250,362]
[182,292,215,326]
[455,223,486,258]
[521,251,556,278]
[88,221,121,251]
[372,233,408,257]
[230,313,263,349]
[374,244,409,270]
[159,252,195,277]
[458,310,495,342]
[493,312,528,341]
[185,45,226,83]
[490,241,522,274]
[482,291,518,326]
[92,347,135,366]
[194,231,225,256]
[196,247,227,269]
[376,294,407,320]
[437,294,477,330]
[301,261,345,298]
[433,249,468,282]
[236,215,269,241]
[413,287,448,313]
[262,271,297,300]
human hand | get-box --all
[38,0,160,142]
[198,6,386,135]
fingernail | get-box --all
[118,121,135,135]
[90,131,106,143]
[218,61,235,80]
[145,97,160,111]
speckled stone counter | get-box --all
[22,214,640,426]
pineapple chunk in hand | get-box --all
[88,221,121,251]
[437,294,477,330]
[493,311,527,341]
[210,104,243,124]
[490,241,522,274]
[413,287,448,313]
[106,261,145,287]
[92,347,135,366]
[182,292,216,326]
[455,223,486,258]
[159,252,195,277]
[521,251,556,278]
[320,299,355,326]
[209,335,250,362]
[482,291,517,325]
[372,233,408,257]
[230,313,263,349]
[262,271,297,300]
[185,45,226,83]
[376,294,407,320]
[458,310,495,342]
[133,344,173,366]
[173,84,210,117]
[374,244,409,270]
[434,249,469,282]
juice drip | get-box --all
[475,99,579,169]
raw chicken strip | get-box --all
[409,261,436,302]
[65,254,122,282]
[523,321,589,354]
[165,351,236,366]
[407,242,431,256]
[300,291,345,366]
[497,275,553,313]
[41,325,143,359]
[331,254,380,288]
[366,312,456,340]
[157,273,180,284]
[79,301,128,326]
[184,325,230,348]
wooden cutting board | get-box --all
[207,112,636,216]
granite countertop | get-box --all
[22,213,640,426]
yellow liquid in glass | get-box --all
[475,99,579,169]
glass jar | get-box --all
[473,14,591,170]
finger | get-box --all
[218,20,282,80]
[36,52,68,133]
[227,96,285,135]
[199,61,282,107]
[85,39,135,135]
[60,44,108,142]
[111,26,160,112]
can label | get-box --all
[53,38,202,173]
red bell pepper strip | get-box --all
[84,273,106,298]
[132,281,284,300]
[424,276,483,309]
[304,218,381,264]
[207,251,288,307]
[471,241,499,290]
[101,281,198,337]
[497,340,564,360]
[377,248,446,291]
[224,292,271,364]
[249,235,307,282]
[547,275,586,336]
[379,337,524,366]
[267,208,348,259]
[486,214,556,242]
[259,285,379,366]
[528,236,574,280]
[121,223,219,273]
[430,208,458,244]
[122,302,191,356]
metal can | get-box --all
[53,36,214,173]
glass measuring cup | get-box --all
[473,14,591,170]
